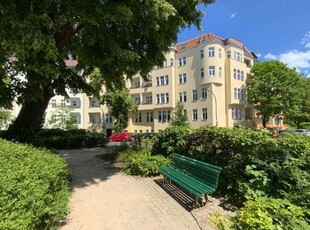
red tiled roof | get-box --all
[176,33,254,59]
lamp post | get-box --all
[206,89,218,126]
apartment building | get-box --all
[12,33,259,133]
[125,33,256,133]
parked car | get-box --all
[109,132,133,142]
[292,129,310,136]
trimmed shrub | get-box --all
[0,139,70,229]
[120,148,169,176]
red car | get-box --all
[109,132,133,142]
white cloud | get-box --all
[230,12,236,19]
[301,31,310,48]
[256,53,262,58]
[264,53,277,60]
[279,50,310,69]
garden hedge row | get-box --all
[0,139,70,229]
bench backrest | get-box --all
[170,153,222,189]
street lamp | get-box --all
[206,89,218,126]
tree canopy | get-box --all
[169,101,189,127]
[247,61,304,128]
[0,0,215,138]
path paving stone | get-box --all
[59,148,234,230]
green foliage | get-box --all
[120,148,169,176]
[1,128,109,149]
[101,87,137,133]
[47,104,78,130]
[169,101,189,127]
[151,126,190,157]
[232,197,309,230]
[1,0,216,132]
[0,139,70,229]
[0,110,12,129]
[247,61,304,128]
[152,125,310,215]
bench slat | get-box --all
[160,153,222,209]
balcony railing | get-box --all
[141,82,152,87]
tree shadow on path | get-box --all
[57,147,121,189]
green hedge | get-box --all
[151,125,310,211]
[0,139,70,229]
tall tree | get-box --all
[102,87,137,133]
[0,0,215,138]
[247,61,304,128]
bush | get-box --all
[0,139,70,229]
[120,148,169,176]
[232,197,309,230]
[151,126,190,157]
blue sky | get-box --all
[178,0,310,77]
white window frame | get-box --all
[192,89,198,101]
[192,109,198,121]
[208,47,215,57]
[202,87,208,99]
[202,108,208,120]
[209,66,215,76]
[178,73,187,84]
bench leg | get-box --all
[193,196,199,209]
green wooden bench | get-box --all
[160,153,222,209]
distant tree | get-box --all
[169,101,189,127]
[48,104,78,130]
[288,76,310,128]
[101,87,137,133]
[247,61,304,128]
[0,0,216,139]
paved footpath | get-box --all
[59,148,234,230]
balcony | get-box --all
[141,82,152,88]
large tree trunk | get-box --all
[262,114,270,128]
[7,87,54,141]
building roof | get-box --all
[175,33,254,59]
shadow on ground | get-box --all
[154,178,195,211]
[57,147,121,189]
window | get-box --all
[134,97,140,105]
[200,49,204,59]
[105,114,113,123]
[89,113,100,123]
[178,57,186,66]
[219,48,222,58]
[135,112,142,123]
[156,93,169,104]
[61,99,65,107]
[227,51,231,59]
[71,98,80,108]
[163,60,167,67]
[192,109,198,121]
[131,81,140,88]
[202,108,208,120]
[209,66,215,76]
[234,51,243,62]
[200,68,204,78]
[202,87,208,99]
[219,67,222,77]
[51,99,56,108]
[234,88,246,100]
[146,112,153,122]
[178,73,187,84]
[156,75,169,86]
[144,95,152,104]
[232,108,242,120]
[192,89,198,101]
[179,91,187,102]
[89,98,99,107]
[208,47,215,57]
[233,69,244,81]
[170,58,174,66]
[158,110,171,122]
[51,114,57,123]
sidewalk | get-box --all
[59,148,234,230]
